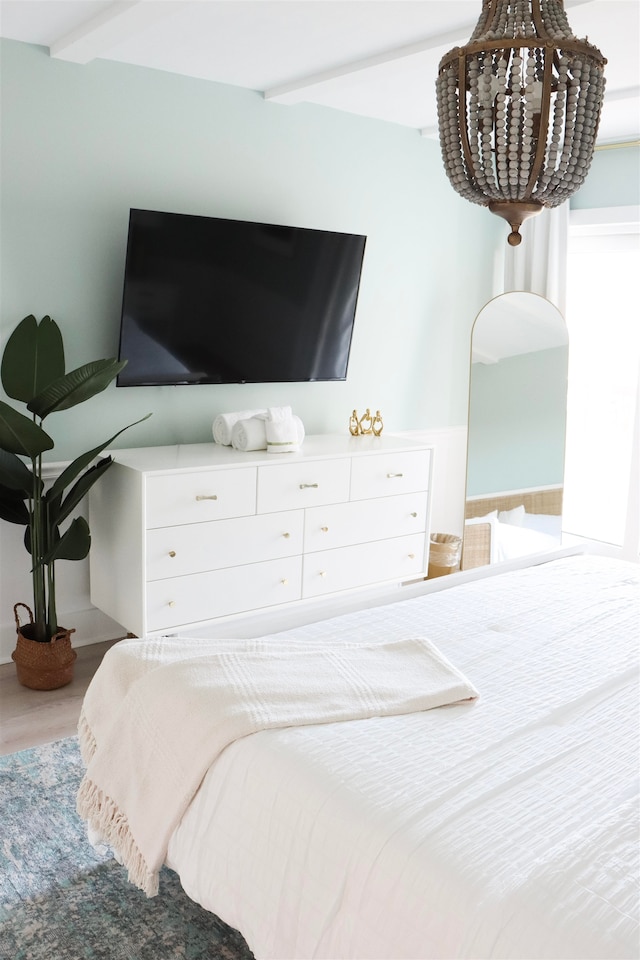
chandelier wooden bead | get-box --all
[436,0,606,245]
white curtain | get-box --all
[494,204,569,313]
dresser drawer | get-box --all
[350,450,430,501]
[145,467,257,529]
[257,458,351,514]
[304,494,427,553]
[146,510,304,581]
[302,534,426,599]
[146,556,303,632]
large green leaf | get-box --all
[0,484,29,524]
[0,400,54,458]
[27,359,126,420]
[0,448,33,493]
[43,516,91,563]
[50,457,112,528]
[24,525,32,557]
[48,413,151,503]
[1,315,65,403]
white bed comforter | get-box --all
[165,554,640,960]
[77,636,476,896]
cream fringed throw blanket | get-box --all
[77,635,478,897]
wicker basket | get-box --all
[11,603,77,691]
[428,533,462,579]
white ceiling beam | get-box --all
[420,125,438,139]
[604,86,640,103]
[264,25,475,105]
[50,1,181,64]
[264,0,600,106]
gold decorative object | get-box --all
[436,0,606,246]
[358,408,373,434]
[348,409,384,436]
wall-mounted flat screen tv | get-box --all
[116,208,367,386]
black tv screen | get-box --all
[116,209,367,386]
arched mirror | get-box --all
[462,292,568,570]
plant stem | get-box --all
[47,534,57,636]
[30,451,47,641]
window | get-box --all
[564,207,640,556]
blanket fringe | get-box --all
[77,708,97,766]
[76,775,159,897]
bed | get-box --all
[77,551,639,960]
[462,486,563,570]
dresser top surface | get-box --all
[107,434,432,474]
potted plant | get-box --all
[0,314,149,689]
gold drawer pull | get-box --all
[410,512,418,518]
[168,550,176,558]
[195,494,218,501]
[321,526,329,533]
[387,472,404,479]
[281,578,289,586]
[319,571,327,578]
[282,532,291,539]
[168,600,176,608]
[408,553,416,560]
[299,483,319,489]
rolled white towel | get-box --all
[231,418,268,452]
[264,406,303,454]
[212,409,266,445]
[292,415,306,448]
[231,415,305,452]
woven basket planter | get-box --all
[12,603,77,691]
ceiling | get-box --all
[1,0,638,145]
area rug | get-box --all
[0,737,255,960]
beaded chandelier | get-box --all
[436,0,606,245]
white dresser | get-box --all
[89,435,433,637]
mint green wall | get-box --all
[0,39,500,461]
[466,346,568,496]
[571,144,640,209]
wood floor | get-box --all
[0,639,122,756]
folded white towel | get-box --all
[212,409,266,445]
[263,406,300,454]
[231,414,305,452]
[253,405,292,422]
